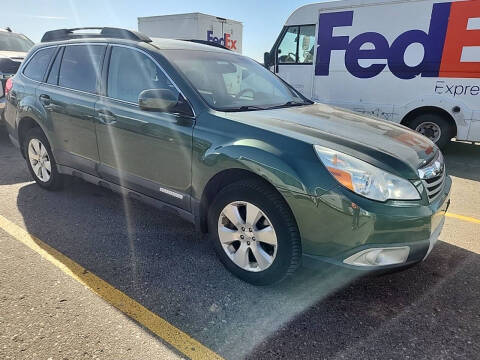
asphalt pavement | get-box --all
[0,128,479,360]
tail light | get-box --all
[5,77,13,96]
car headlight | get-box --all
[314,145,420,202]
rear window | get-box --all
[58,45,106,93]
[0,32,34,52]
[23,47,56,82]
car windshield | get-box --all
[0,32,34,52]
[162,49,311,111]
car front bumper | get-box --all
[0,96,5,119]
[284,175,452,271]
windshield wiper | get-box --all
[221,105,267,112]
[265,101,310,110]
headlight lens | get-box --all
[314,145,420,202]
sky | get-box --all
[4,0,324,62]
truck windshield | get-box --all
[163,49,311,112]
[0,32,34,52]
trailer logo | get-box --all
[207,30,237,50]
[315,0,480,79]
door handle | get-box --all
[97,110,117,125]
[39,94,51,105]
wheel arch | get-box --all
[197,168,296,234]
[17,116,47,158]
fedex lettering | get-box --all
[207,30,237,50]
[315,1,480,79]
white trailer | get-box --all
[138,12,243,53]
[264,0,480,148]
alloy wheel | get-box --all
[217,201,278,272]
[28,138,51,182]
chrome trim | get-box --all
[418,151,444,180]
[419,151,446,203]
[159,187,184,200]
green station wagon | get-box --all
[4,28,451,285]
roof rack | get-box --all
[41,27,152,43]
[183,39,230,51]
[1,27,12,32]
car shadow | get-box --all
[15,178,480,359]
[443,141,480,182]
[0,127,32,185]
[247,240,480,359]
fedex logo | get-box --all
[315,1,480,79]
[207,30,238,50]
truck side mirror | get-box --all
[264,52,271,68]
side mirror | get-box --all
[263,52,271,68]
[138,89,178,112]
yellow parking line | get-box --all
[0,215,223,360]
[446,212,480,225]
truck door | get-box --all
[273,25,316,98]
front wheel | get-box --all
[208,179,301,285]
[409,113,454,149]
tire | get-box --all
[408,113,454,149]
[24,127,63,190]
[208,179,301,285]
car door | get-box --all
[274,25,316,98]
[36,44,106,175]
[95,45,195,210]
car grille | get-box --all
[418,151,446,202]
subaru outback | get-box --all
[4,27,451,285]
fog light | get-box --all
[343,247,410,267]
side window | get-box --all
[59,45,106,93]
[277,25,316,65]
[278,27,298,64]
[46,47,64,85]
[107,46,178,104]
[298,25,316,64]
[23,47,56,82]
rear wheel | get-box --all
[208,179,301,285]
[24,127,63,190]
[409,113,454,149]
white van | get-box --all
[264,0,480,148]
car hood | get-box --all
[223,103,437,179]
[0,50,26,60]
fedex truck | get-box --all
[263,0,480,148]
[138,13,242,53]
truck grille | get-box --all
[418,151,446,202]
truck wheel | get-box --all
[409,113,453,149]
[24,127,63,190]
[208,179,301,285]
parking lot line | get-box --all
[0,214,223,360]
[446,212,480,225]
